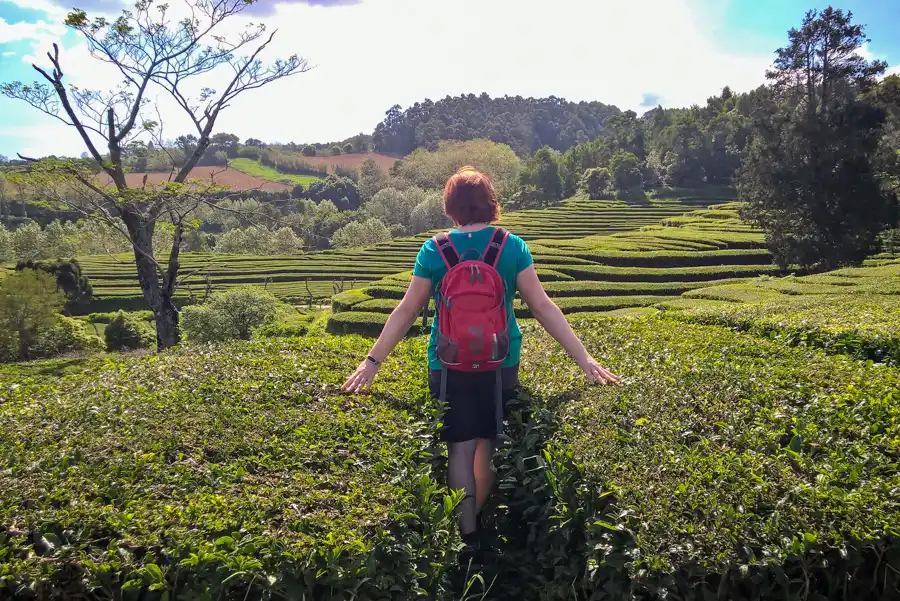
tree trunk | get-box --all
[156,293,180,349]
[121,210,181,350]
[18,330,30,362]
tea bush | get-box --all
[104,310,156,351]
[0,336,462,600]
[27,315,105,358]
[667,293,900,365]
[498,317,900,599]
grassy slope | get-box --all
[229,157,323,185]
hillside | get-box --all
[71,194,735,312]
[373,94,621,156]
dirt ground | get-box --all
[300,153,400,173]
[99,167,291,191]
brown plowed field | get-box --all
[300,153,400,173]
[99,167,290,191]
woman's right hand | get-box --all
[577,355,620,385]
[342,359,380,393]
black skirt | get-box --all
[428,365,519,442]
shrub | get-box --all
[253,307,312,338]
[329,145,342,156]
[104,311,156,351]
[488,317,900,599]
[301,144,316,156]
[668,293,900,365]
[326,310,427,336]
[0,336,460,600]
[24,315,104,359]
[342,142,354,154]
[181,304,231,343]
[182,288,280,342]
[0,270,64,362]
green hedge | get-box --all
[325,311,429,337]
[331,289,372,312]
[572,248,771,268]
[668,293,900,366]
[489,317,900,599]
[86,310,155,323]
[555,263,783,282]
[514,295,681,317]
[682,283,787,303]
[0,337,460,600]
[541,278,754,298]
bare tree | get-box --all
[0,0,309,349]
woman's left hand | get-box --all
[342,359,380,393]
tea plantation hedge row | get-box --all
[327,203,776,333]
[3,316,899,599]
[66,195,736,313]
[0,336,459,600]
[502,318,900,600]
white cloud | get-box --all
[3,0,775,157]
[1,0,68,19]
[887,65,900,78]
[0,16,66,44]
[1,51,16,56]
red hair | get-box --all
[442,166,501,226]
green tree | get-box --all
[410,191,450,233]
[0,270,63,361]
[362,187,422,233]
[329,145,343,156]
[11,221,42,261]
[209,133,240,159]
[270,226,303,254]
[610,151,644,197]
[518,146,564,205]
[740,7,892,269]
[15,259,92,315]
[1,0,308,350]
[359,158,388,201]
[0,225,11,262]
[579,167,610,199]
[302,145,317,157]
[331,218,392,249]
[40,220,77,258]
[392,139,522,199]
[306,175,360,210]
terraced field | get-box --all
[74,195,734,312]
[327,202,787,332]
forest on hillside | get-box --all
[372,94,622,156]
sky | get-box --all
[0,0,898,158]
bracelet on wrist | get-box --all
[366,355,381,366]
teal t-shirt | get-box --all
[413,227,533,370]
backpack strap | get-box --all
[482,228,509,268]
[434,233,460,269]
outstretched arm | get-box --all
[516,265,619,384]
[342,276,432,393]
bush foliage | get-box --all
[104,310,156,351]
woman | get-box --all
[342,166,619,553]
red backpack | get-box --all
[433,228,511,434]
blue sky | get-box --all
[1,0,898,158]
